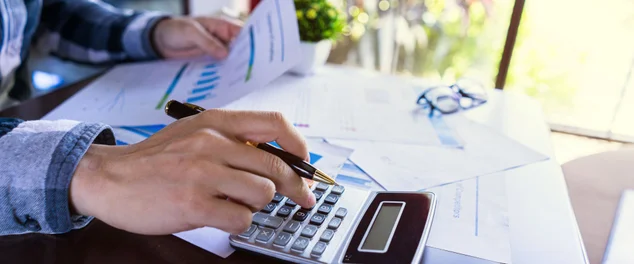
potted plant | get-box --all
[290,0,345,75]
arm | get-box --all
[0,118,114,235]
[37,0,168,63]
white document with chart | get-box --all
[425,173,511,263]
[327,115,548,191]
[43,0,300,126]
[225,67,462,146]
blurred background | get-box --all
[24,0,634,163]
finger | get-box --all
[185,20,229,59]
[196,17,243,44]
[206,163,276,212]
[188,197,253,234]
[203,110,310,162]
[217,142,316,209]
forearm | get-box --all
[0,119,115,235]
[37,0,168,63]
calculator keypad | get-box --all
[292,210,309,221]
[300,225,319,238]
[230,183,370,263]
[252,213,284,229]
[273,232,293,247]
[255,227,275,243]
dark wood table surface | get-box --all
[0,79,278,264]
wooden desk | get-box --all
[0,79,277,264]
[563,149,634,264]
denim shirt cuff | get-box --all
[0,120,115,235]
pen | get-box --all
[164,100,338,185]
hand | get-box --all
[152,17,242,60]
[70,110,316,235]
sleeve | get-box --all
[0,118,115,235]
[36,0,170,63]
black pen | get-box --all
[164,100,338,185]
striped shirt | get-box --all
[0,0,167,235]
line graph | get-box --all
[98,88,125,112]
[156,63,189,109]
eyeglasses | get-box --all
[416,78,488,114]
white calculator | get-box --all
[229,183,436,263]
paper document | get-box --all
[327,115,548,191]
[44,0,300,126]
[603,190,634,264]
[225,67,462,146]
[335,160,386,191]
[425,173,511,263]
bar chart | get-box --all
[187,63,220,103]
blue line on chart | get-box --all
[342,162,366,174]
[116,140,128,146]
[204,63,217,69]
[336,174,372,186]
[120,126,153,138]
[201,71,217,77]
[197,76,220,86]
[187,93,214,103]
[475,176,480,236]
[274,0,285,61]
[191,84,217,94]
[128,124,166,134]
[100,88,125,112]
[429,115,462,147]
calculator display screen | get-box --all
[360,202,404,251]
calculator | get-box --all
[229,183,437,263]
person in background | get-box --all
[0,0,315,236]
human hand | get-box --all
[70,110,316,235]
[152,17,242,60]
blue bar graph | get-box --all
[191,84,216,94]
[204,63,217,69]
[201,71,217,77]
[187,93,214,103]
[197,76,220,86]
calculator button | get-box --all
[239,224,257,238]
[313,190,324,201]
[261,202,277,213]
[301,224,319,238]
[252,213,284,229]
[335,208,347,218]
[276,206,293,217]
[285,199,297,207]
[328,217,342,229]
[283,220,301,233]
[256,228,275,243]
[272,193,285,203]
[293,210,309,221]
[310,213,327,226]
[331,185,345,195]
[302,204,315,210]
[320,229,335,242]
[316,182,329,191]
[291,237,310,252]
[317,204,332,215]
[273,232,293,247]
[324,194,340,204]
[311,241,328,256]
